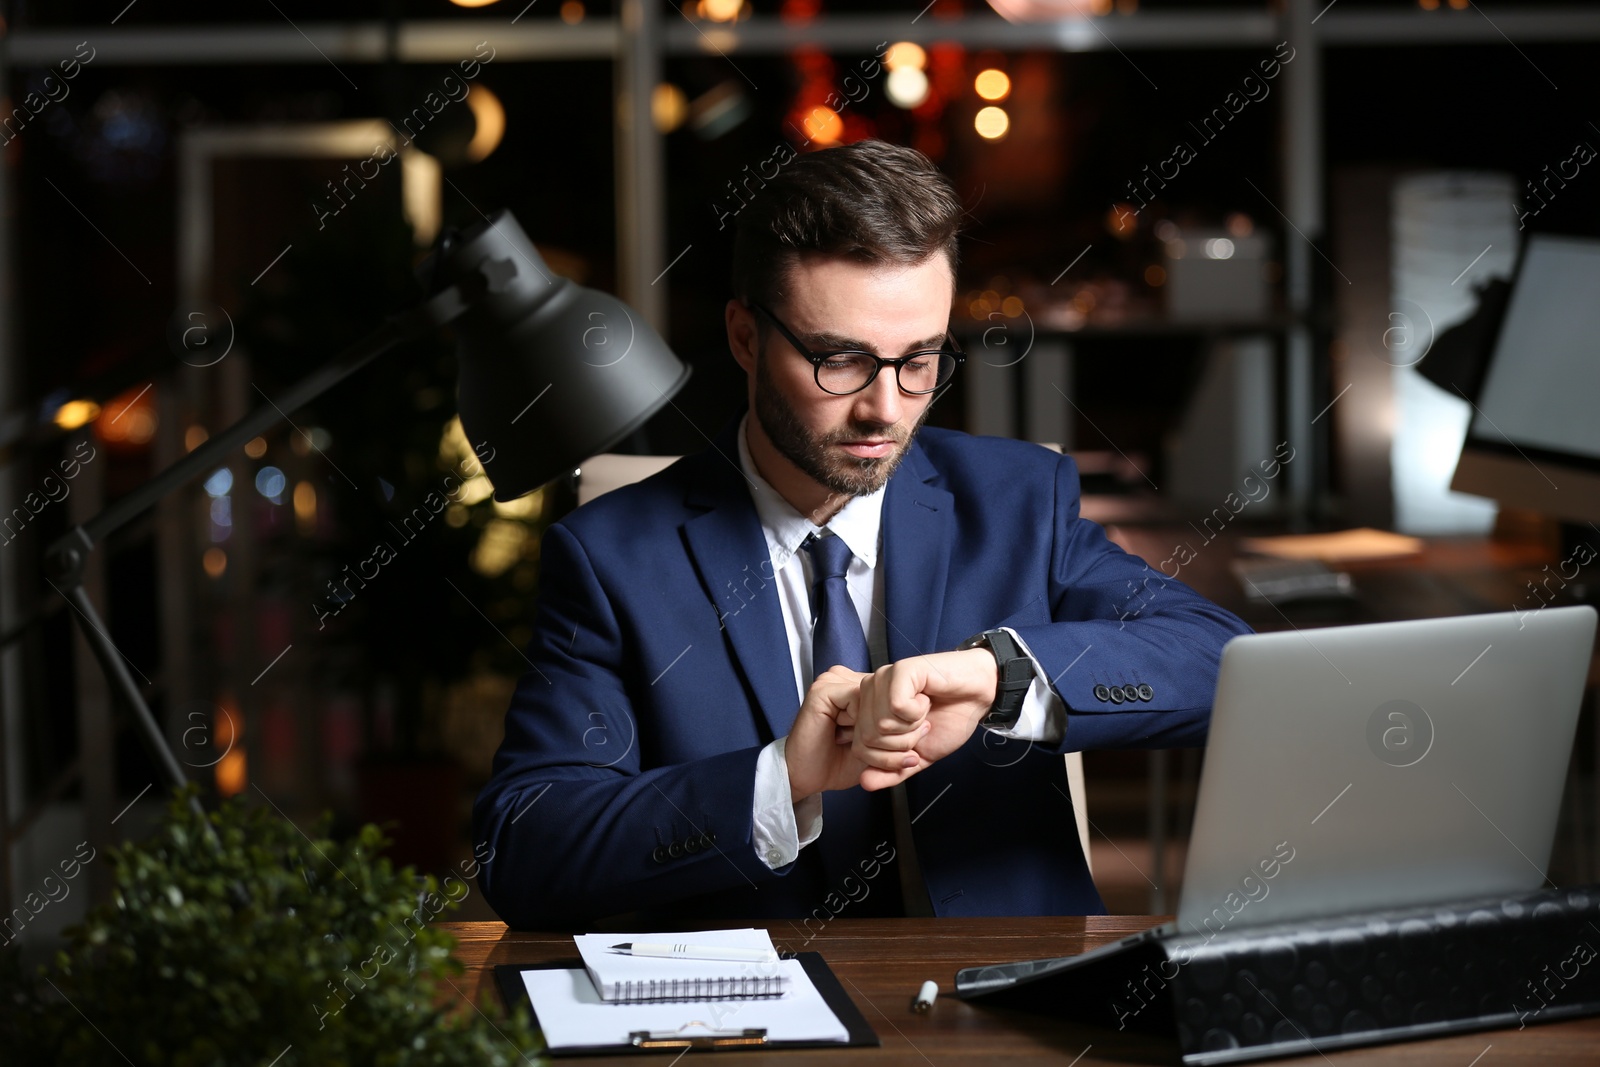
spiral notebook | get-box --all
[574,928,787,1002]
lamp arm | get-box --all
[83,320,395,548]
[58,259,494,555]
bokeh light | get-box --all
[974,105,1010,140]
[974,69,1011,101]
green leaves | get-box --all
[0,789,543,1066]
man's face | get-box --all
[745,253,953,499]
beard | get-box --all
[753,351,930,498]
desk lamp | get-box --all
[46,210,691,802]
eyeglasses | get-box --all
[751,302,964,396]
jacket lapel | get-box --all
[682,418,801,742]
[881,441,954,662]
[679,422,958,742]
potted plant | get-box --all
[0,789,543,1065]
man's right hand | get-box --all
[784,666,874,803]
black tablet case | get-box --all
[495,952,879,1056]
[957,884,1600,1065]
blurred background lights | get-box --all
[94,383,157,447]
[52,398,100,430]
[1154,220,1180,242]
[447,0,501,7]
[203,468,233,497]
[1204,237,1236,260]
[698,0,745,21]
[652,83,689,134]
[492,490,543,520]
[883,42,927,72]
[244,435,267,459]
[974,105,1009,140]
[293,481,317,533]
[803,105,843,144]
[255,465,287,502]
[1225,212,1255,238]
[560,0,585,22]
[471,519,531,578]
[1106,203,1137,237]
[464,84,505,162]
[210,496,232,529]
[974,69,1011,101]
[885,67,930,109]
[202,547,227,579]
[689,81,752,140]
[214,704,246,796]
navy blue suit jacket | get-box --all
[472,416,1252,928]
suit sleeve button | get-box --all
[1122,685,1141,703]
[1137,683,1154,701]
[707,830,718,844]
[1093,684,1111,702]
[652,846,668,864]
[1108,686,1125,704]
[668,841,684,859]
[685,835,702,853]
[699,832,714,849]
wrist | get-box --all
[782,741,804,804]
[959,647,999,706]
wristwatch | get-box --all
[957,628,1034,730]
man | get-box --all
[473,140,1251,929]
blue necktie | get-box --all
[801,532,907,915]
[803,533,870,676]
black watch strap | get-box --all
[958,628,1034,730]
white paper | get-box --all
[519,959,851,1051]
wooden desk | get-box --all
[443,916,1600,1065]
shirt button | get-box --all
[767,848,784,865]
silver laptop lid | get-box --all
[1178,605,1596,935]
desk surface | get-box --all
[443,916,1600,1065]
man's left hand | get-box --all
[849,648,998,791]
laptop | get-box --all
[1178,604,1595,935]
[957,605,1597,1005]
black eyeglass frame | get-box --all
[750,301,966,396]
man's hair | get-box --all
[730,139,963,309]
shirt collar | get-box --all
[736,412,884,569]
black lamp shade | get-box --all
[432,210,692,501]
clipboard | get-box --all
[495,953,880,1056]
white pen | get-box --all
[609,942,776,963]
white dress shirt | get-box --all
[738,415,1066,870]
